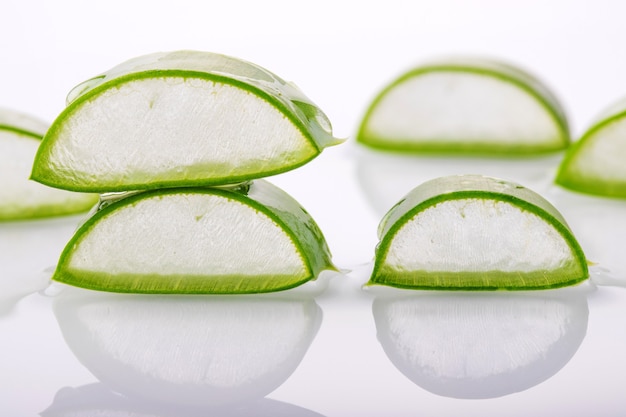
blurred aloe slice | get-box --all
[357,57,569,155]
[368,175,588,290]
[0,108,97,220]
[53,180,336,294]
[31,50,343,193]
[556,96,626,198]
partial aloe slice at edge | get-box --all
[53,180,336,294]
[31,51,343,193]
[556,100,626,198]
[0,108,98,221]
[369,175,588,291]
[357,58,569,155]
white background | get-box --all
[2,1,626,416]
[3,0,626,138]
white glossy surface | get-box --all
[3,144,626,416]
[3,1,626,415]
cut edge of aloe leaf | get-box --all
[53,182,336,294]
[356,60,569,155]
[368,176,588,291]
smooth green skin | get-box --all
[357,59,570,156]
[31,51,341,192]
[556,110,626,198]
[54,182,336,294]
[0,125,98,221]
[369,176,588,291]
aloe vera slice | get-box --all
[31,50,342,192]
[0,108,97,220]
[357,57,569,155]
[368,175,588,290]
[52,180,335,294]
[556,97,626,198]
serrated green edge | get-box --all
[368,191,588,291]
[31,70,328,192]
[556,110,626,198]
[53,186,335,294]
[356,65,569,155]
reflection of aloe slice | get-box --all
[357,57,569,155]
[0,108,97,220]
[53,288,322,407]
[556,97,626,198]
[369,175,588,290]
[31,50,342,193]
[41,383,326,417]
[40,384,322,417]
[373,291,588,398]
[0,270,48,316]
[0,217,81,315]
[53,180,335,294]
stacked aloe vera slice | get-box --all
[31,50,341,294]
